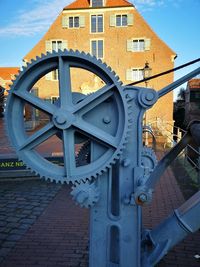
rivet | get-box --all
[103,116,111,124]
[122,158,131,167]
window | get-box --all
[127,39,151,52]
[126,68,144,81]
[62,16,85,28]
[91,15,103,33]
[69,16,79,28]
[116,15,128,27]
[132,69,144,81]
[51,96,59,105]
[91,40,104,58]
[91,0,103,7]
[52,41,62,51]
[133,39,145,51]
[45,40,68,81]
[110,14,133,27]
[52,70,58,81]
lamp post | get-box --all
[143,62,152,145]
[143,61,152,87]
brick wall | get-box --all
[24,5,176,123]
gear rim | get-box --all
[6,50,130,184]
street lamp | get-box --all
[142,61,152,146]
[143,61,152,87]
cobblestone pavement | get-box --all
[0,179,61,264]
[0,153,200,266]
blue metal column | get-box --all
[89,88,144,267]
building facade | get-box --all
[24,0,176,123]
[0,67,20,94]
[185,78,200,124]
[0,67,20,116]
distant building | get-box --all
[0,67,20,116]
[23,0,176,124]
[0,67,20,95]
[185,78,200,124]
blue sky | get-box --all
[0,0,199,97]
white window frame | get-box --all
[90,14,104,33]
[132,39,145,52]
[68,16,80,28]
[127,38,151,52]
[110,13,133,27]
[132,68,144,81]
[45,40,68,81]
[126,68,144,81]
[90,39,104,59]
[62,15,85,28]
[116,14,128,27]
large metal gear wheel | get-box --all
[6,50,129,184]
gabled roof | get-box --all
[64,0,133,10]
[0,67,20,80]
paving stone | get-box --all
[6,234,22,242]
[0,233,8,240]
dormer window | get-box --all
[91,0,104,7]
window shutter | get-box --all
[45,41,52,52]
[145,39,151,50]
[110,15,115,27]
[127,14,134,26]
[62,40,68,50]
[79,16,85,27]
[127,39,133,52]
[45,72,52,80]
[62,16,69,28]
[126,69,132,81]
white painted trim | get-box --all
[63,7,134,14]
[90,38,104,59]
[90,13,104,34]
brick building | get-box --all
[0,67,20,116]
[0,67,20,94]
[185,78,200,124]
[24,0,176,123]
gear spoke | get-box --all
[73,119,118,149]
[58,56,72,108]
[18,122,57,151]
[62,128,75,177]
[6,50,127,183]
[13,90,56,115]
[73,83,115,115]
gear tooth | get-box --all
[112,71,116,76]
[5,50,129,185]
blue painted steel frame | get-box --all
[5,50,200,267]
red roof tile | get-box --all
[188,79,200,89]
[64,0,133,10]
[0,67,20,80]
